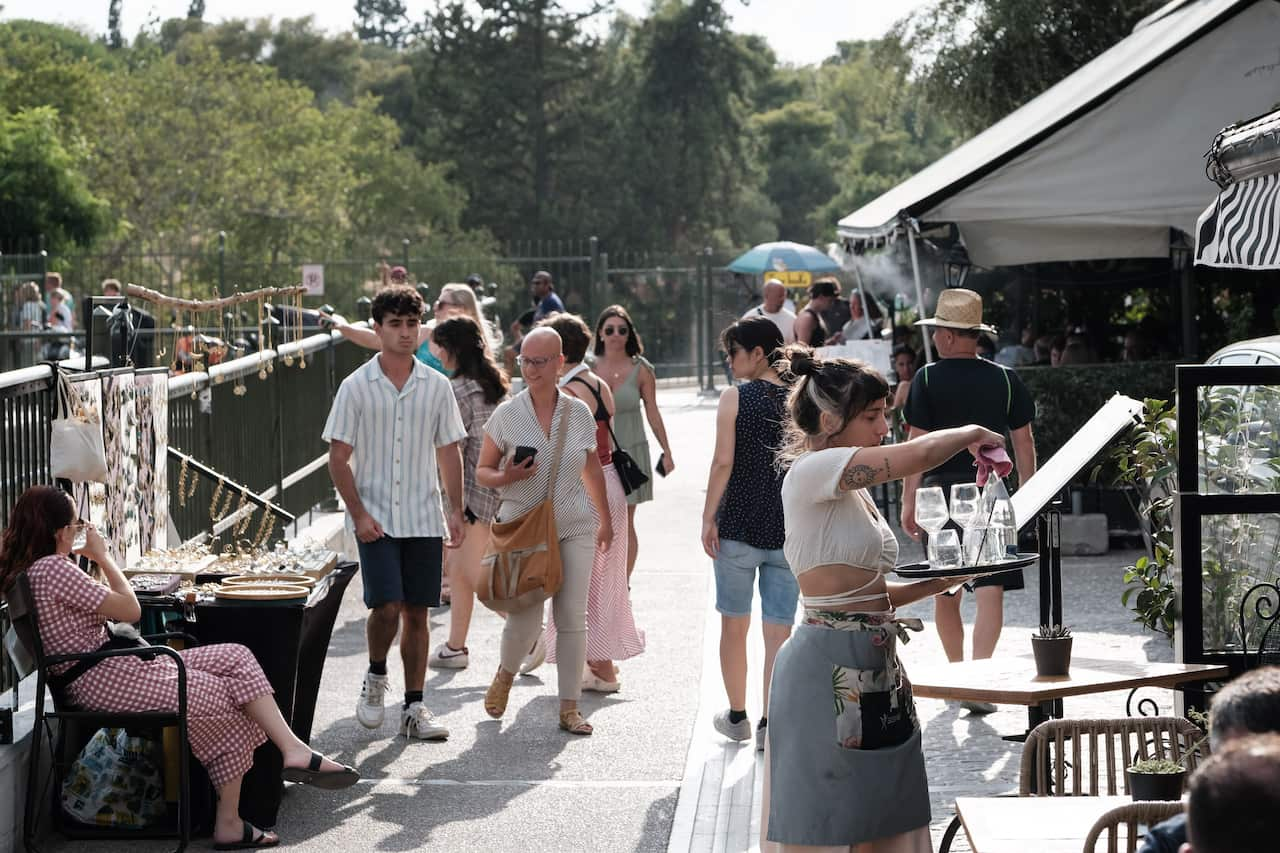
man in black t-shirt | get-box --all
[901,289,1036,710]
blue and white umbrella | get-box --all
[726,241,842,275]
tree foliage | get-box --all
[897,0,1164,135]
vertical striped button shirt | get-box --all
[323,354,467,539]
[484,390,598,541]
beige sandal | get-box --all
[485,671,514,719]
[559,709,593,736]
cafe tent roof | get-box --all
[837,0,1280,267]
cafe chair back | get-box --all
[1082,800,1185,853]
[1020,717,1206,797]
[5,570,197,853]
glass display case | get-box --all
[1176,364,1280,691]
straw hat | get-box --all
[915,288,996,334]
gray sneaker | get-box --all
[713,710,752,742]
[961,700,998,715]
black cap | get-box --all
[466,273,483,287]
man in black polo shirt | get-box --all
[901,289,1036,713]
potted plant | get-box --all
[1124,758,1187,801]
[1031,624,1072,677]
[1125,710,1210,801]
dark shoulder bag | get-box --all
[569,376,650,496]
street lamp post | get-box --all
[1171,230,1196,358]
[944,243,971,290]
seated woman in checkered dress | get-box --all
[0,486,360,850]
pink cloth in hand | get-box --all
[975,445,1013,487]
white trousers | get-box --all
[499,534,594,700]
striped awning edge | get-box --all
[1196,172,1280,269]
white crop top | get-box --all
[781,446,899,578]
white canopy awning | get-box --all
[837,0,1280,267]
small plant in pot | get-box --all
[1126,710,1210,801]
[1031,624,1072,677]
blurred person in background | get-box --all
[16,281,45,365]
[742,278,796,345]
[794,278,841,347]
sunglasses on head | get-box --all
[602,325,629,336]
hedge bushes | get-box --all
[1018,361,1176,465]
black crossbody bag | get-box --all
[569,376,650,496]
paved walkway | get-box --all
[42,387,1171,852]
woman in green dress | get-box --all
[594,305,675,578]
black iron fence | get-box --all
[1,238,771,385]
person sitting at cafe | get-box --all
[1138,666,1280,853]
[0,486,360,851]
[1180,733,1280,853]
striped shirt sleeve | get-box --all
[431,375,468,448]
[323,377,360,445]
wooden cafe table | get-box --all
[907,654,1229,733]
[956,795,1150,853]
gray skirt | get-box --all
[765,614,931,846]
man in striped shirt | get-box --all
[324,285,468,742]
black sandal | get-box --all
[281,751,361,790]
[213,820,279,850]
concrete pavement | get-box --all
[42,386,1173,852]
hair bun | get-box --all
[785,345,821,378]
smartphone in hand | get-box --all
[655,452,668,477]
[513,446,538,466]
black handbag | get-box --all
[569,375,650,496]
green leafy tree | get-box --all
[354,0,414,48]
[750,100,838,244]
[107,0,124,49]
[0,107,108,249]
[188,0,206,20]
[897,0,1163,135]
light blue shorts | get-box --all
[713,539,799,625]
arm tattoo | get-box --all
[840,462,881,490]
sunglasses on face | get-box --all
[602,326,629,336]
[435,299,457,309]
[517,355,554,369]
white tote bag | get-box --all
[50,370,108,483]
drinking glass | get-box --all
[72,521,88,552]
[949,483,979,528]
[915,486,949,562]
[932,529,962,569]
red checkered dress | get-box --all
[28,555,273,788]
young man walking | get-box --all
[324,285,468,740]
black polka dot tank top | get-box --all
[716,379,789,550]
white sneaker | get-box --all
[519,634,546,675]
[429,642,470,670]
[581,665,620,694]
[400,701,449,741]
[357,671,390,729]
[713,709,752,742]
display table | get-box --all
[141,560,357,828]
[908,655,1228,732]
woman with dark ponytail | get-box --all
[700,316,798,752]
[759,345,1003,852]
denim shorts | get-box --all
[356,536,443,608]
[713,538,799,625]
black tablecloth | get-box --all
[142,561,357,829]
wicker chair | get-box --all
[939,716,1204,853]
[1020,717,1206,796]
[1083,800,1185,853]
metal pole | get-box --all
[703,247,715,392]
[694,251,705,388]
[588,235,599,321]
[217,231,227,298]
[907,229,933,362]
[1179,263,1197,359]
[402,238,410,271]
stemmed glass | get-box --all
[949,483,981,564]
[915,486,950,564]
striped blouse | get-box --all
[322,354,467,539]
[483,390,597,541]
